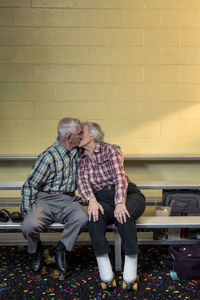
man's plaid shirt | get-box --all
[77,143,128,205]
[21,139,80,215]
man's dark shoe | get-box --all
[31,242,43,273]
[55,247,67,274]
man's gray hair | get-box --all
[57,118,80,139]
[82,121,104,143]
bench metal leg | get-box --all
[114,229,122,271]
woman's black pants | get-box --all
[88,182,145,256]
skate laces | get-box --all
[60,250,66,265]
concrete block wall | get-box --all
[1,0,200,192]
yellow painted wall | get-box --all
[1,0,200,198]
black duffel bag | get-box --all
[169,244,200,280]
[162,189,200,216]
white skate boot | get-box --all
[96,254,116,290]
[122,254,139,290]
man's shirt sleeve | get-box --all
[20,154,51,216]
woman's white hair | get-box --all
[82,121,104,143]
[57,118,80,140]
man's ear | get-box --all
[66,134,72,143]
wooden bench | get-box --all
[0,216,200,271]
[1,154,200,271]
[1,180,200,271]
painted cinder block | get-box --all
[0,0,31,7]
[0,64,107,82]
[144,66,179,83]
[125,83,161,102]
[15,120,57,137]
[144,29,179,46]
[141,102,180,121]
[106,28,143,46]
[162,47,200,65]
[0,137,54,154]
[125,10,161,27]
[32,0,144,9]
[144,137,200,154]
[35,102,107,120]
[146,0,200,9]
[0,82,125,102]
[0,27,106,46]
[162,120,200,138]
[146,0,181,9]
[161,84,200,101]
[0,120,16,137]
[88,47,160,65]
[13,8,125,27]
[1,102,34,120]
[0,8,12,25]
[107,102,180,121]
[106,0,143,9]
[179,102,200,120]
[0,46,90,64]
[181,29,200,46]
[107,102,143,120]
[106,65,143,83]
[32,0,106,8]
[162,11,200,27]
[180,66,200,83]
[94,119,160,141]
[123,120,160,138]
[0,46,163,65]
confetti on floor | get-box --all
[0,245,200,299]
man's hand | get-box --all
[114,203,130,224]
[88,197,104,222]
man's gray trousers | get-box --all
[21,192,88,254]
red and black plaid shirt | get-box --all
[77,143,128,205]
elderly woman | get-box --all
[77,122,145,289]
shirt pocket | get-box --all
[96,153,110,165]
[96,155,111,178]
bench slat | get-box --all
[0,181,200,190]
[1,154,200,161]
[1,216,200,230]
[136,216,200,228]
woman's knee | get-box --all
[88,212,107,233]
[127,195,145,220]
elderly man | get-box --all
[21,117,88,276]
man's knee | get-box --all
[21,216,41,236]
[75,209,88,227]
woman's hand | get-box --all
[87,197,104,222]
[114,203,130,224]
